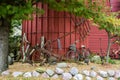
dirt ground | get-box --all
[9,62,120,72]
[0,60,120,80]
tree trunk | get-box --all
[106,31,111,63]
[0,18,9,73]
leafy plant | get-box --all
[90,55,101,64]
[9,20,22,60]
[118,77,120,80]
[108,58,116,64]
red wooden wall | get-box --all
[87,26,108,53]
[110,0,120,12]
[22,0,120,60]
[22,3,90,59]
[87,0,120,53]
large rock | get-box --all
[98,71,108,78]
[90,71,97,77]
[86,76,91,80]
[48,56,57,65]
[62,72,72,80]
[36,67,46,73]
[57,62,68,68]
[73,74,83,80]
[96,76,104,80]
[51,74,59,79]
[82,70,90,76]
[8,55,13,65]
[32,71,40,77]
[70,67,79,76]
[9,53,14,58]
[46,69,54,77]
[55,67,64,75]
[41,72,49,78]
[115,70,120,78]
[108,77,115,80]
[107,70,115,77]
[23,72,32,77]
[12,71,23,77]
[1,70,10,76]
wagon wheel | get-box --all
[29,48,47,66]
[66,50,80,62]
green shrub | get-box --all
[108,58,116,64]
[118,78,120,80]
[90,55,101,64]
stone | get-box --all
[46,69,54,77]
[36,67,46,73]
[23,72,32,77]
[99,71,108,78]
[86,76,91,80]
[70,67,79,76]
[57,62,68,68]
[90,71,97,77]
[8,55,13,65]
[12,71,23,77]
[62,72,72,80]
[51,74,59,79]
[107,70,115,77]
[82,70,90,76]
[48,56,57,65]
[55,67,64,75]
[96,76,104,80]
[115,70,120,78]
[9,53,14,58]
[32,71,40,77]
[41,72,49,78]
[108,77,115,80]
[73,74,83,80]
[1,70,10,76]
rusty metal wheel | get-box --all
[66,50,80,61]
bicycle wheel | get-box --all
[66,50,80,61]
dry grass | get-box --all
[0,60,120,80]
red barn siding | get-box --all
[88,27,120,55]
[22,0,120,60]
[22,3,90,60]
[110,0,120,12]
[88,26,108,53]
[87,0,120,53]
